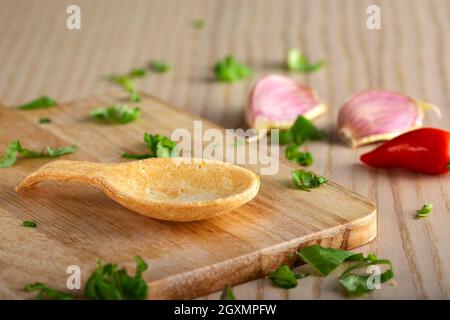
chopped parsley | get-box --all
[213,55,252,82]
[22,220,37,228]
[291,170,327,191]
[267,264,308,289]
[24,283,73,300]
[285,145,313,166]
[0,140,76,168]
[110,76,141,102]
[220,285,235,300]
[90,105,141,124]
[193,19,205,29]
[38,117,51,124]
[150,61,171,73]
[416,203,433,218]
[122,133,177,160]
[287,48,325,73]
[280,116,326,146]
[18,96,57,110]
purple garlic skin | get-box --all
[338,90,440,147]
[246,75,326,130]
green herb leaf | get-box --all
[267,264,308,289]
[287,116,326,146]
[339,259,394,296]
[38,117,51,124]
[220,285,236,300]
[128,68,146,78]
[213,55,252,82]
[0,140,21,168]
[292,170,327,191]
[287,49,325,73]
[24,283,73,300]
[22,220,37,228]
[285,145,313,166]
[122,153,154,160]
[416,203,433,218]
[84,256,149,300]
[150,61,171,73]
[0,140,76,168]
[111,76,141,102]
[297,244,361,276]
[18,96,57,110]
[90,105,141,124]
[46,145,77,157]
[193,19,205,29]
[144,133,177,158]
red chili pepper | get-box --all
[360,128,450,175]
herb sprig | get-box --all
[0,141,76,168]
[214,55,252,82]
[267,264,308,288]
[22,220,37,228]
[287,49,325,73]
[18,96,57,110]
[90,105,141,124]
[122,133,177,159]
[416,203,433,218]
[292,170,328,191]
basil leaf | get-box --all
[46,145,77,157]
[220,285,236,300]
[416,203,433,218]
[285,145,313,166]
[339,259,394,296]
[292,170,327,191]
[128,68,146,78]
[287,49,325,73]
[267,264,308,289]
[38,117,51,124]
[297,244,361,276]
[122,153,154,160]
[90,105,141,124]
[144,133,177,158]
[22,220,37,228]
[0,140,21,168]
[18,96,57,110]
[84,256,148,300]
[290,116,326,146]
[278,130,293,145]
[150,61,171,73]
[213,55,252,82]
[24,283,73,300]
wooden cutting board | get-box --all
[0,91,376,299]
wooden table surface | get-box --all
[0,0,449,299]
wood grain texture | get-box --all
[0,92,375,299]
[0,0,449,299]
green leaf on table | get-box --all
[150,61,171,73]
[128,68,147,78]
[0,140,76,168]
[144,133,177,158]
[287,49,325,73]
[291,170,327,191]
[46,145,77,157]
[213,55,252,82]
[18,96,57,110]
[24,283,73,300]
[285,145,313,166]
[338,259,394,296]
[84,256,149,300]
[267,264,308,289]
[281,116,326,146]
[110,76,141,102]
[122,153,154,160]
[22,220,37,228]
[220,285,236,300]
[90,105,141,124]
[193,19,205,29]
[297,244,361,276]
[416,203,433,218]
[38,117,51,124]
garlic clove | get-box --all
[246,75,326,130]
[338,90,440,148]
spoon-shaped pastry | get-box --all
[16,158,260,222]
